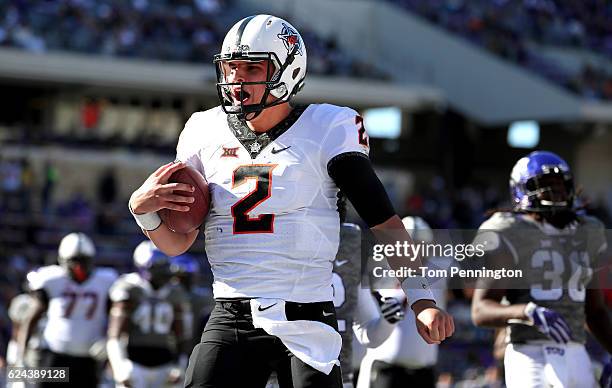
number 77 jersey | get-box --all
[28,265,117,356]
[176,103,369,303]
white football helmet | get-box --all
[214,14,307,119]
[57,232,96,281]
[133,240,172,286]
[401,216,434,243]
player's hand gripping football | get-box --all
[412,300,454,344]
[524,302,572,344]
[129,161,195,215]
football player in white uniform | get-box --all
[128,14,454,387]
[471,151,612,387]
[6,289,44,388]
[7,291,38,369]
[356,217,450,388]
[17,232,117,387]
[106,241,190,388]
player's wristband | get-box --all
[400,275,435,307]
[129,202,162,231]
[505,302,537,325]
[107,338,133,382]
[523,302,537,325]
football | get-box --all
[159,165,211,233]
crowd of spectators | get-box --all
[402,174,612,230]
[390,0,612,100]
[3,1,612,95]
[0,0,388,79]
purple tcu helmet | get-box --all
[133,240,172,285]
[510,151,574,213]
[170,254,200,275]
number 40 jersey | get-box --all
[28,265,117,357]
[109,273,189,365]
[475,212,607,344]
[176,104,369,303]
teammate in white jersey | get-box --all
[471,151,612,387]
[128,14,453,387]
[17,232,117,387]
[6,279,50,388]
[356,217,449,388]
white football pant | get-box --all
[505,342,597,388]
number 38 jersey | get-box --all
[176,104,369,303]
[475,212,607,343]
[28,265,117,356]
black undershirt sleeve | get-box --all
[327,152,396,227]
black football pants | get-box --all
[184,299,343,388]
[369,360,436,388]
[37,348,98,388]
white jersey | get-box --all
[28,265,117,357]
[176,104,369,302]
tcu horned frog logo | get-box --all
[277,23,303,56]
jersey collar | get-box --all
[227,104,308,159]
[519,214,578,236]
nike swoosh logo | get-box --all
[335,259,348,267]
[322,311,334,317]
[271,146,291,154]
[258,303,277,312]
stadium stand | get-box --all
[0,0,388,79]
[388,0,612,99]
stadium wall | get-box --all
[0,48,443,111]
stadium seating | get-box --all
[388,0,612,100]
[0,0,388,79]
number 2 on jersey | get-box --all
[232,164,276,234]
[356,116,369,147]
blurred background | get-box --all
[0,0,611,386]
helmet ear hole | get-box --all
[292,68,300,79]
